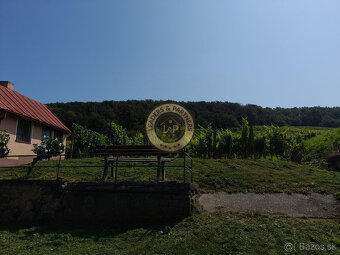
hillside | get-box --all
[47,100,340,135]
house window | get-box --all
[16,119,32,143]
[41,127,52,140]
[54,130,63,141]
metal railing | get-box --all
[0,152,193,183]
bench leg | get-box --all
[160,162,165,181]
[156,167,160,183]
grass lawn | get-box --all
[1,157,340,196]
[0,211,339,255]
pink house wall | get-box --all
[0,115,66,166]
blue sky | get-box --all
[1,0,339,108]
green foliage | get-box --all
[303,128,340,166]
[72,123,107,154]
[187,125,340,167]
[267,126,288,158]
[132,131,144,145]
[216,129,233,158]
[110,122,132,145]
[71,123,144,154]
[32,137,64,157]
[289,142,306,164]
[240,118,250,158]
[188,125,213,158]
[0,131,10,157]
[254,134,267,159]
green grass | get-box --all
[0,211,339,255]
[1,157,340,196]
[304,128,340,163]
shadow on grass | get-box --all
[0,217,184,240]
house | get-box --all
[0,81,71,166]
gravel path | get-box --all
[198,193,340,218]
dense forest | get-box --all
[47,100,340,135]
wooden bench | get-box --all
[96,145,174,182]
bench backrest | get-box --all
[96,145,161,155]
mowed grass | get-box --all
[0,212,339,255]
[1,157,340,196]
[1,156,340,254]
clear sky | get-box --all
[1,0,339,108]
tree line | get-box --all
[47,100,340,137]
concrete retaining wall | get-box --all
[0,180,192,225]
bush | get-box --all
[132,132,144,145]
[0,131,10,157]
[216,129,233,158]
[110,122,132,145]
[187,125,213,158]
[289,142,306,164]
[32,137,64,157]
[27,137,65,176]
[72,123,107,154]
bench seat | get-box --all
[105,157,174,163]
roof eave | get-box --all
[3,110,71,133]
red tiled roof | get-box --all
[0,86,71,133]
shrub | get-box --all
[72,123,107,154]
[188,125,213,158]
[32,137,64,157]
[0,131,10,157]
[110,122,132,145]
[28,137,65,176]
[132,132,144,145]
[216,129,233,158]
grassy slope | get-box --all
[0,212,339,255]
[1,157,340,196]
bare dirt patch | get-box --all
[198,192,340,218]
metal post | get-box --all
[183,149,186,183]
[160,162,165,181]
[57,154,62,179]
[102,155,108,181]
[157,153,161,183]
[114,155,118,184]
